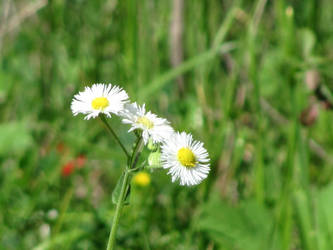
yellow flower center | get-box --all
[137,116,154,129]
[91,97,109,110]
[133,172,151,187]
[177,147,196,168]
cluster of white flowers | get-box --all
[71,83,210,186]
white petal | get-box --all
[161,131,210,186]
[71,83,129,119]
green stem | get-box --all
[106,169,130,250]
[106,135,144,250]
[99,114,130,158]
[130,136,144,168]
[52,186,73,237]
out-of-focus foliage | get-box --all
[1,0,333,249]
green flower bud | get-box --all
[147,139,158,151]
[148,151,162,169]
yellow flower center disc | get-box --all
[133,172,151,187]
[91,97,109,110]
[137,116,154,129]
[177,147,196,168]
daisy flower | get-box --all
[71,83,129,120]
[161,132,210,186]
[121,102,174,144]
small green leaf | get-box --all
[124,184,131,205]
[112,173,124,204]
[112,173,131,205]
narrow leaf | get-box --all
[112,173,131,205]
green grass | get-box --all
[1,0,333,249]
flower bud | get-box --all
[133,172,151,187]
[148,151,162,169]
[147,139,158,151]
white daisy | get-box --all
[161,132,210,186]
[71,83,129,120]
[121,102,174,144]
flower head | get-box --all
[161,132,210,186]
[121,102,174,144]
[71,83,129,120]
[61,161,76,177]
[133,172,151,187]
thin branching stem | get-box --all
[130,136,144,168]
[99,114,130,158]
[106,134,144,250]
[106,169,130,250]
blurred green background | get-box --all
[1,0,333,249]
